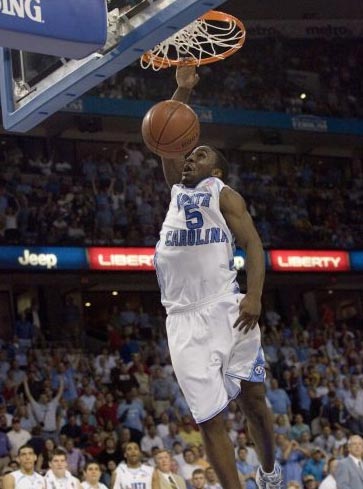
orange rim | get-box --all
[141,10,246,69]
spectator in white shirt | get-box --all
[344,385,363,434]
[179,448,203,486]
[23,375,64,437]
[79,386,96,412]
[205,466,223,489]
[156,412,170,439]
[94,349,116,384]
[333,429,347,453]
[225,419,238,446]
[319,457,338,489]
[141,424,164,458]
[234,432,259,468]
[125,143,144,168]
[314,426,336,455]
[7,418,31,457]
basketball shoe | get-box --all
[255,462,283,489]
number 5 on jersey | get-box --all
[184,204,204,229]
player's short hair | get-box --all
[18,444,35,455]
[49,448,67,461]
[209,146,229,181]
[125,441,140,453]
[192,468,205,478]
[155,449,171,457]
[84,461,101,471]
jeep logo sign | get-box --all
[0,0,43,23]
[18,249,57,269]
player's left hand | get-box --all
[233,293,261,333]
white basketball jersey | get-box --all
[12,470,45,489]
[155,177,239,313]
[81,483,108,489]
[113,463,153,489]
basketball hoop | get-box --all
[140,10,246,70]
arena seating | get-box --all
[93,39,363,119]
[0,139,361,248]
[0,301,362,488]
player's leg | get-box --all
[199,412,243,489]
[165,301,243,489]
[225,293,282,488]
[236,381,275,470]
[236,381,283,488]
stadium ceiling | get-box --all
[225,0,363,19]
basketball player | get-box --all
[154,449,187,489]
[2,444,45,489]
[44,448,82,489]
[81,462,108,489]
[152,65,283,489]
[112,442,156,489]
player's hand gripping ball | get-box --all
[142,100,200,158]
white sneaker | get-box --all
[255,462,283,489]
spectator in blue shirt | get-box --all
[276,435,308,486]
[301,447,325,482]
[0,430,10,472]
[150,368,173,417]
[162,422,185,451]
[15,311,34,348]
[290,414,311,441]
[119,335,140,364]
[51,361,78,402]
[297,377,312,422]
[267,378,292,420]
[117,390,145,444]
[236,447,257,489]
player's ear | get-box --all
[211,167,223,179]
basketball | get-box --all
[141,100,200,158]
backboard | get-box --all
[0,0,227,133]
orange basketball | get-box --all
[141,100,200,158]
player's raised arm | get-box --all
[161,64,200,188]
[219,186,265,333]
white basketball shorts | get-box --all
[166,293,265,424]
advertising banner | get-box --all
[245,19,363,39]
[87,247,156,271]
[269,250,350,272]
[66,97,363,137]
[0,246,360,273]
[0,246,88,270]
[349,252,363,271]
[0,0,107,58]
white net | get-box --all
[140,13,245,70]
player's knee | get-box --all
[199,413,225,434]
[238,382,267,413]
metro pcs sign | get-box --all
[270,250,350,272]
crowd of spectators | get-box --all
[92,39,363,119]
[0,138,362,249]
[0,300,363,488]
